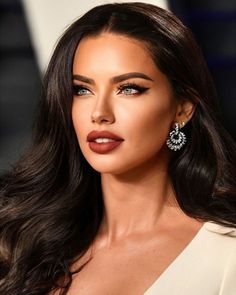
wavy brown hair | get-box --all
[0,2,236,294]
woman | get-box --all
[0,2,236,295]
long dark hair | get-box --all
[0,2,235,294]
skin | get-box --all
[61,32,203,294]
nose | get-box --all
[91,96,115,124]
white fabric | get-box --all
[144,222,236,294]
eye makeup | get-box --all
[72,82,150,96]
[72,84,92,96]
[117,82,149,95]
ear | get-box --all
[174,99,196,126]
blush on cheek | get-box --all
[145,105,173,131]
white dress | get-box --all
[144,222,236,295]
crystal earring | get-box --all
[166,122,186,151]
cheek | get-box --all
[71,106,79,134]
[114,100,175,172]
[71,103,88,141]
[126,100,175,145]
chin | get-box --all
[86,160,125,175]
[85,156,144,176]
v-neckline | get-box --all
[143,222,207,294]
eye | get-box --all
[117,83,149,96]
[73,85,92,96]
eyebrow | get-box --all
[72,72,154,84]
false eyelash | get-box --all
[117,82,149,94]
[72,83,150,96]
[72,84,91,95]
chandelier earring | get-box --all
[166,122,187,151]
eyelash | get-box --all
[117,83,149,95]
[72,84,91,96]
[72,83,149,96]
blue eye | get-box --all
[122,87,139,95]
[118,83,149,96]
[73,85,91,96]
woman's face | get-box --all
[72,33,181,175]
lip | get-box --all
[87,130,124,142]
[87,130,124,154]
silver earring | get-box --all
[166,122,186,151]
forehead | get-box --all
[72,32,158,75]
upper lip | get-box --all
[87,130,124,142]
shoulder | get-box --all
[194,222,236,293]
[203,221,236,248]
[203,222,236,294]
[202,221,236,267]
[204,221,236,239]
[195,221,236,266]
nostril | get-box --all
[91,115,113,124]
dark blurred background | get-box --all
[169,0,236,139]
[0,0,41,173]
[0,0,235,172]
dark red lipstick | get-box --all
[87,130,124,154]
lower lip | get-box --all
[88,140,123,154]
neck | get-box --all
[98,156,180,245]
